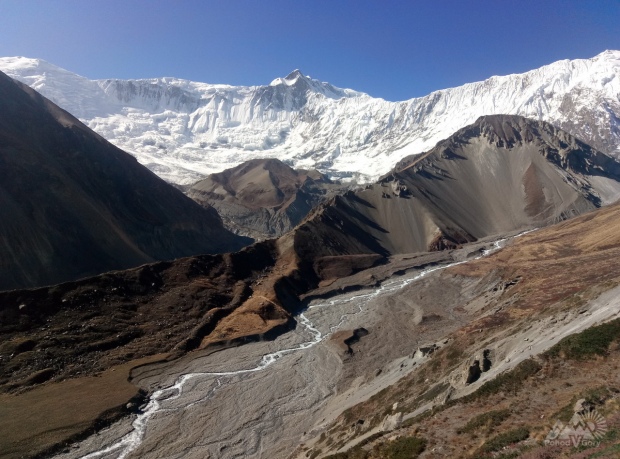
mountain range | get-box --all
[1,51,619,184]
[3,52,620,459]
[3,79,620,456]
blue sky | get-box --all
[1,0,619,101]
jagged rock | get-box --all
[381,412,403,432]
[462,349,493,385]
[415,343,439,358]
[441,385,455,405]
[574,398,595,414]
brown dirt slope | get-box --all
[0,354,162,459]
[0,241,292,394]
[449,196,620,315]
[0,238,304,458]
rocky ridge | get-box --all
[294,115,620,268]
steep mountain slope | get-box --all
[294,115,620,273]
[0,71,249,291]
[0,51,618,184]
[187,158,344,239]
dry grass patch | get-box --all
[0,353,166,459]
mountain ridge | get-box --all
[1,51,618,184]
[293,114,620,272]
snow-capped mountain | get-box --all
[1,52,619,184]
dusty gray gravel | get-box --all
[53,239,508,459]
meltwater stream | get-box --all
[77,236,515,459]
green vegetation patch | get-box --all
[324,449,368,459]
[588,428,620,457]
[545,318,620,360]
[381,436,427,458]
[457,408,512,434]
[325,435,426,459]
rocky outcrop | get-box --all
[464,349,493,384]
[332,328,370,356]
[415,344,440,359]
[187,159,344,239]
[381,412,403,432]
[465,360,482,384]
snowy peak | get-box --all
[269,68,359,99]
[271,69,306,86]
[285,69,304,81]
[0,56,67,77]
[593,49,620,62]
[258,69,356,113]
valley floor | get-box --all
[49,239,504,459]
[11,201,620,459]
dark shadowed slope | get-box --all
[0,71,250,291]
[187,158,344,239]
[294,115,620,265]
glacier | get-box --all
[1,51,619,185]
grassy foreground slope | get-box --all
[306,201,620,459]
